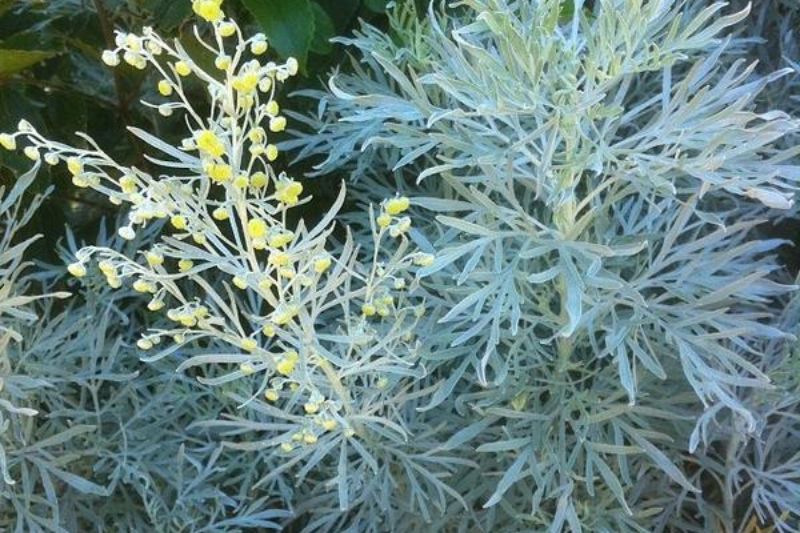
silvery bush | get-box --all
[288,0,800,530]
[1,0,799,531]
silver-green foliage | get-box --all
[1,217,296,532]
[288,0,800,529]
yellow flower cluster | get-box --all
[376,196,412,236]
[276,350,299,376]
[192,0,224,22]
[6,5,439,478]
[275,178,304,206]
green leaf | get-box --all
[315,0,359,31]
[0,49,54,76]
[0,0,14,17]
[364,0,390,13]
[241,0,315,72]
[155,0,193,31]
[310,2,335,55]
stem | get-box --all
[92,0,146,166]
[723,433,742,533]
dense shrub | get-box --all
[0,0,799,531]
[289,0,800,530]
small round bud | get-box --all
[24,146,40,161]
[215,55,231,70]
[158,80,173,96]
[137,338,154,350]
[101,50,120,66]
[269,116,287,133]
[286,57,299,76]
[0,133,16,150]
[118,226,136,240]
[67,262,87,278]
[218,21,236,37]
[174,61,191,76]
[251,39,268,55]
[264,389,279,402]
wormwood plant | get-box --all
[1,2,474,530]
[0,163,73,522]
[1,218,298,531]
[3,0,800,530]
[287,0,800,530]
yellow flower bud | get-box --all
[98,260,115,275]
[275,179,303,206]
[196,130,225,158]
[146,251,164,266]
[179,315,197,327]
[272,306,298,325]
[280,442,294,452]
[239,363,255,376]
[251,40,268,55]
[67,262,87,278]
[193,0,223,22]
[233,275,248,289]
[247,218,268,239]
[214,54,231,70]
[276,357,296,376]
[66,157,82,176]
[24,146,40,161]
[218,21,236,37]
[413,253,435,267]
[251,172,268,188]
[269,116,287,133]
[268,252,290,267]
[304,402,320,415]
[262,323,276,337]
[178,259,194,272]
[212,207,229,220]
[101,50,120,67]
[303,433,318,445]
[268,231,294,248]
[171,215,188,230]
[119,175,137,194]
[133,279,151,293]
[241,338,258,352]
[158,80,173,96]
[174,61,191,76]
[233,175,249,189]
[361,303,376,317]
[376,213,391,228]
[265,389,279,402]
[206,163,232,183]
[0,133,16,150]
[286,57,299,76]
[265,100,279,116]
[119,226,136,240]
[137,339,153,350]
[232,72,259,94]
[314,256,332,274]
[265,144,279,161]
